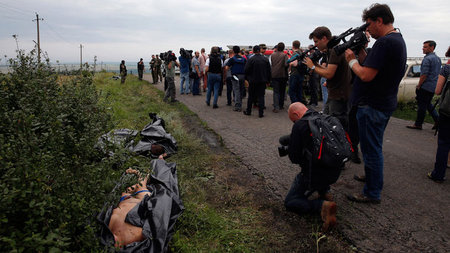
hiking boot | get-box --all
[243,110,251,116]
[406,125,422,130]
[351,151,362,164]
[213,104,219,109]
[346,193,380,204]
[319,193,334,201]
[427,172,445,183]
[321,201,337,232]
[272,109,279,113]
[353,174,366,182]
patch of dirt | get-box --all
[181,114,353,252]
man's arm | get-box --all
[304,57,338,80]
[195,64,201,77]
[417,75,427,89]
[288,122,307,165]
[435,74,447,95]
[345,49,378,82]
[417,58,430,89]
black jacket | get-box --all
[244,54,271,83]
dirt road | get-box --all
[145,74,449,252]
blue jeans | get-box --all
[206,73,221,106]
[415,88,439,126]
[288,74,304,104]
[431,114,450,180]
[180,72,190,94]
[321,77,328,110]
[357,106,392,200]
[192,77,200,95]
[285,172,326,214]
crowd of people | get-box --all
[114,2,449,234]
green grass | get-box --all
[393,99,439,124]
[93,72,282,252]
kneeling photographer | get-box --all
[281,102,348,232]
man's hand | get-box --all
[303,57,314,68]
[345,49,356,62]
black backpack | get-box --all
[439,79,450,117]
[301,111,353,186]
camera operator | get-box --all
[345,3,406,203]
[304,26,352,131]
[179,48,192,95]
[162,51,180,103]
[282,102,337,232]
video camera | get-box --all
[278,134,291,157]
[179,48,193,59]
[160,51,177,62]
[286,46,323,64]
[328,23,370,55]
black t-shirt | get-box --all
[351,32,407,112]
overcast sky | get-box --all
[1,0,449,63]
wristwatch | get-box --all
[311,65,316,71]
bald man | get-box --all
[282,102,337,232]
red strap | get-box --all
[345,132,354,152]
[318,135,324,159]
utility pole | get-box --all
[32,13,43,62]
[80,44,83,69]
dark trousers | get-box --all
[285,172,327,214]
[324,98,349,131]
[431,114,450,180]
[308,73,320,105]
[415,88,439,126]
[246,82,266,116]
[272,78,287,110]
[288,74,305,104]
[226,77,233,105]
[138,69,143,80]
[348,105,360,150]
[192,77,200,95]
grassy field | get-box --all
[94,72,437,252]
[94,72,320,252]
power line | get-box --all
[0,2,33,16]
[42,22,78,48]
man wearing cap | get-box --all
[244,45,271,117]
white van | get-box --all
[397,57,448,102]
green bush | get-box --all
[0,51,118,251]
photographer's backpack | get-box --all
[439,78,450,117]
[301,111,353,186]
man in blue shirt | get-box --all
[407,40,441,130]
[178,49,191,94]
[225,46,246,112]
[344,3,407,204]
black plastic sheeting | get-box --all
[96,113,178,158]
[98,159,184,252]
